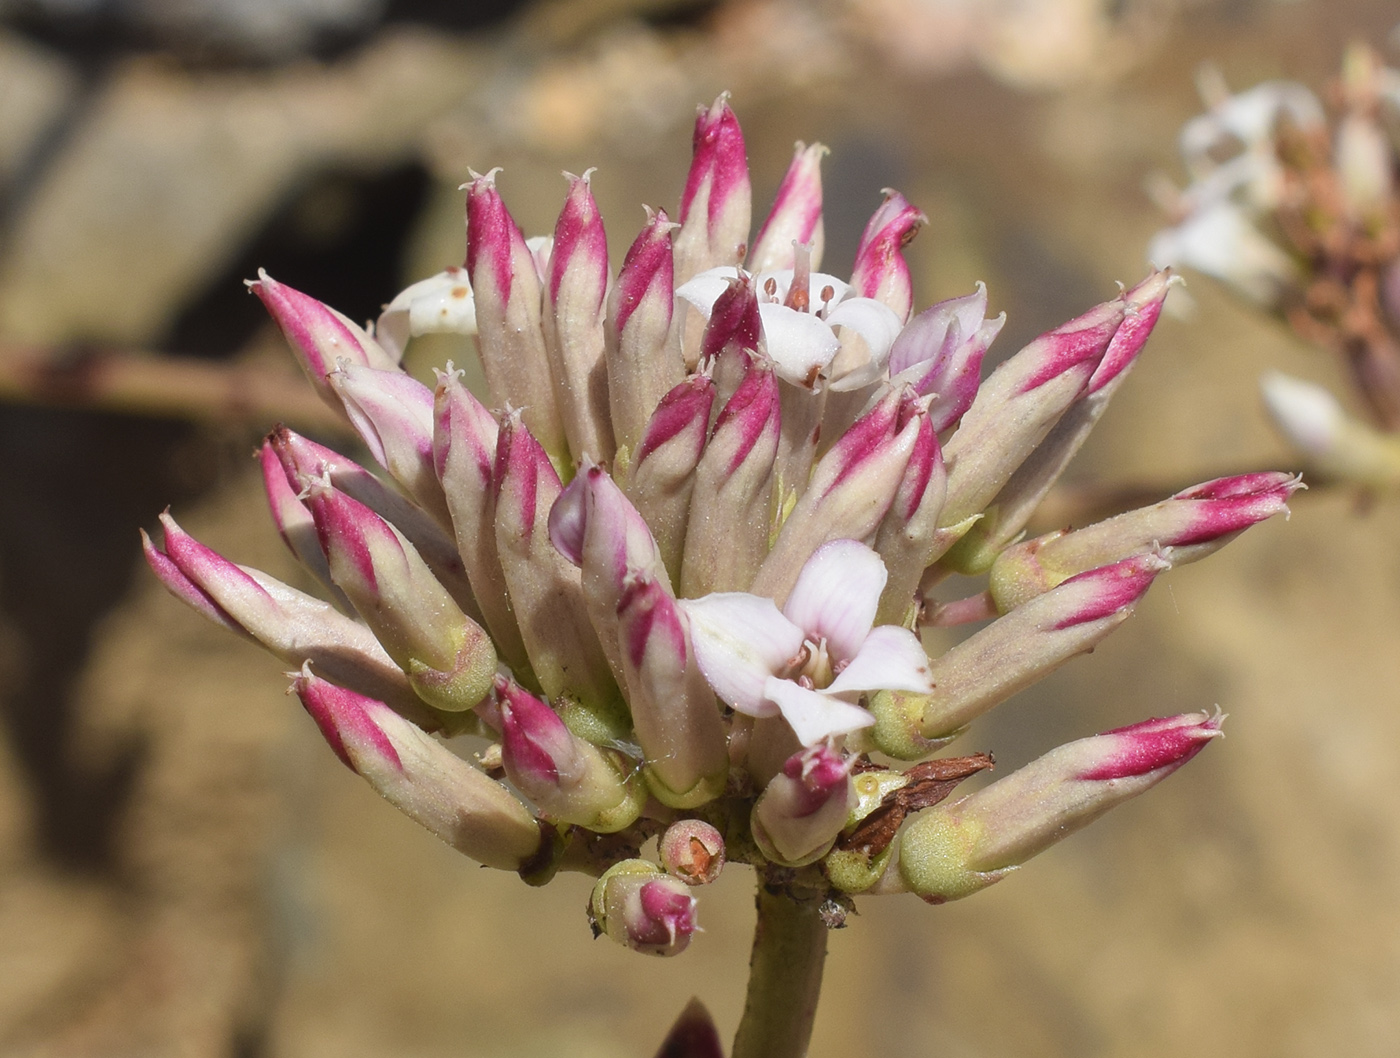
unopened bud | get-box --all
[659,819,726,885]
[590,860,699,957]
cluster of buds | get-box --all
[1149,45,1400,486]
[145,95,1295,955]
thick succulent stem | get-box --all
[731,882,828,1058]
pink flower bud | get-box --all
[492,413,623,739]
[872,401,946,625]
[674,95,751,286]
[268,425,477,617]
[590,861,698,956]
[937,293,1127,538]
[544,171,614,462]
[680,359,781,597]
[942,271,1174,576]
[465,169,569,464]
[914,553,1169,742]
[257,438,342,606]
[248,271,398,409]
[751,744,856,867]
[431,368,533,677]
[625,375,715,581]
[143,514,423,722]
[616,573,728,807]
[550,462,670,688]
[990,471,1301,611]
[659,819,726,885]
[329,362,450,528]
[752,386,922,607]
[699,271,763,366]
[898,711,1223,901]
[607,207,685,457]
[302,480,496,714]
[849,190,927,321]
[887,284,1004,430]
[749,141,827,274]
[291,668,542,870]
[495,677,642,831]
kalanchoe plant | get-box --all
[1149,45,1400,487]
[144,95,1296,1057]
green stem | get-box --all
[731,882,829,1058]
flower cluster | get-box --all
[145,96,1295,957]
[1149,45,1400,486]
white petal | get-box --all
[782,539,886,663]
[764,677,874,746]
[827,626,933,696]
[758,303,840,385]
[525,235,553,284]
[679,593,804,716]
[375,269,476,360]
[676,267,742,318]
[825,297,903,388]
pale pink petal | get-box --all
[680,593,805,716]
[827,625,933,696]
[757,303,840,385]
[824,297,903,387]
[782,539,886,662]
[763,677,875,746]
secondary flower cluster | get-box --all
[146,96,1295,955]
[1149,45,1400,486]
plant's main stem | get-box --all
[731,882,829,1058]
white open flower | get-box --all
[680,539,933,745]
[677,263,903,391]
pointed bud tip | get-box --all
[1081,709,1225,781]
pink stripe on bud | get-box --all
[849,189,927,321]
[493,413,622,730]
[711,357,780,474]
[659,819,726,885]
[750,141,827,274]
[465,169,568,463]
[269,425,477,614]
[1051,552,1169,630]
[257,439,335,597]
[292,667,403,774]
[752,386,921,606]
[887,285,1004,431]
[496,676,573,791]
[679,359,780,597]
[1088,269,1173,393]
[1017,298,1127,394]
[616,572,727,807]
[700,272,762,365]
[873,398,947,625]
[545,171,614,462]
[634,375,715,469]
[1170,471,1301,544]
[607,207,684,457]
[675,95,752,283]
[329,363,448,526]
[915,553,1168,742]
[1081,711,1225,781]
[495,676,641,831]
[249,271,398,407]
[751,744,856,866]
[146,515,425,721]
[290,668,543,871]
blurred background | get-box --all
[2,0,1399,1055]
